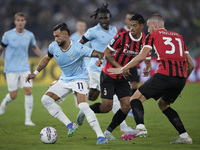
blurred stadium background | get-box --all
[0,0,200,84]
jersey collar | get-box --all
[124,25,130,31]
[60,40,72,52]
[129,32,142,41]
[98,23,110,31]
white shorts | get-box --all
[89,71,101,91]
[6,71,32,92]
[47,80,89,104]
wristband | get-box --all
[33,70,39,76]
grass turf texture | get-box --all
[0,83,199,150]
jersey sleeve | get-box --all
[143,34,153,49]
[79,45,94,57]
[47,43,54,58]
[107,34,121,51]
[1,32,8,47]
[29,32,36,46]
[83,28,94,41]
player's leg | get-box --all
[158,76,192,144]
[88,71,101,101]
[88,88,100,101]
[41,80,77,137]
[74,80,107,144]
[112,95,134,133]
[23,87,35,126]
[18,71,35,126]
[158,98,192,144]
[104,80,132,140]
[129,67,140,117]
[0,73,19,115]
[105,96,130,138]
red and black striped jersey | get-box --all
[144,28,188,78]
[102,31,146,80]
[117,26,129,34]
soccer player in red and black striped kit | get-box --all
[89,14,151,140]
[108,14,194,144]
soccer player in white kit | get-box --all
[26,23,108,144]
[0,12,43,126]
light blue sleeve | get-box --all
[30,32,36,46]
[48,42,54,55]
[1,32,8,45]
[83,28,94,41]
[79,45,94,57]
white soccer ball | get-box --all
[40,127,58,144]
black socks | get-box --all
[163,107,186,134]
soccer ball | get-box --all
[40,127,58,144]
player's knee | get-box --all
[121,104,131,114]
[88,95,98,101]
[100,104,112,113]
[158,98,170,111]
[10,92,17,99]
[41,95,54,105]
[24,87,32,95]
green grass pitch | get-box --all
[0,83,200,150]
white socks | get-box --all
[112,94,128,128]
[3,93,13,104]
[78,102,104,137]
[41,95,71,126]
[136,124,146,129]
[180,132,189,138]
[25,95,33,121]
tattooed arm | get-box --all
[26,55,52,82]
[104,47,121,68]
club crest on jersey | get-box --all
[68,55,74,60]
[103,88,107,95]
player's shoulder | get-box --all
[109,25,117,30]
[72,40,82,47]
[4,28,15,35]
[88,24,99,31]
[24,29,34,35]
[117,31,129,37]
[49,41,58,48]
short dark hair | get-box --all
[53,23,70,35]
[90,3,111,19]
[130,14,145,24]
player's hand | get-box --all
[26,74,36,83]
[122,69,131,79]
[95,59,104,67]
[143,67,151,77]
[107,67,125,75]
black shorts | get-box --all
[100,71,131,99]
[128,67,140,82]
[138,73,186,103]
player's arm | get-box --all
[91,50,104,60]
[185,53,194,78]
[79,36,89,44]
[26,55,52,83]
[0,43,6,55]
[104,47,121,68]
[108,46,151,75]
[32,45,44,58]
[143,59,152,77]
